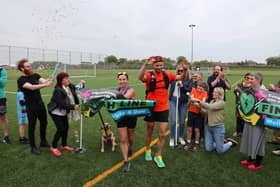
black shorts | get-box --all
[144,110,169,122]
[187,112,204,129]
[117,117,137,129]
[0,98,7,115]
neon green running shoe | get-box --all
[145,149,152,161]
[154,155,166,168]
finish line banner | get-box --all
[77,89,123,117]
[236,88,280,129]
[105,100,156,121]
[77,89,155,122]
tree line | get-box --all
[17,54,280,70]
[266,56,280,66]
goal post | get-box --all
[62,51,97,78]
[190,66,230,76]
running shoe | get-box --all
[128,149,133,157]
[178,137,186,145]
[19,137,29,144]
[145,149,152,161]
[272,148,280,156]
[169,138,174,147]
[184,142,191,150]
[153,155,166,168]
[3,136,11,144]
[122,161,131,172]
[193,143,199,151]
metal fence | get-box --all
[0,45,109,77]
[0,45,107,66]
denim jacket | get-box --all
[169,79,194,103]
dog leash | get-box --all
[98,111,109,137]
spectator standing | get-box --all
[169,65,192,147]
[207,66,231,102]
[17,59,52,155]
[0,66,10,144]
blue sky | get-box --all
[0,0,279,63]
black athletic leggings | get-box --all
[50,114,69,148]
[26,104,48,148]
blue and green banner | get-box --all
[105,100,156,121]
[236,88,280,128]
[77,89,155,122]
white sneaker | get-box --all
[179,137,186,145]
[169,139,174,147]
[272,149,280,156]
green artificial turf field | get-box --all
[1,68,279,187]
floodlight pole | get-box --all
[189,24,196,63]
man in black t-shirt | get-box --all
[207,65,231,102]
[17,59,52,155]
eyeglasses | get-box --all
[118,72,127,76]
[177,70,184,73]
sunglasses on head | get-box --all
[117,72,129,79]
[149,56,164,63]
[118,72,127,76]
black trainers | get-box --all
[40,141,50,148]
[3,136,11,144]
[19,137,29,144]
[122,161,131,172]
[128,149,133,157]
[31,147,41,155]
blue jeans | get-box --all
[169,96,187,139]
[205,124,231,153]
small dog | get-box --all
[100,123,116,152]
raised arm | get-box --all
[224,79,231,90]
[138,59,153,82]
[23,78,52,91]
[39,77,50,84]
[210,73,221,87]
[175,74,183,81]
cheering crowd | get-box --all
[0,57,280,172]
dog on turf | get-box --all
[100,123,116,152]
